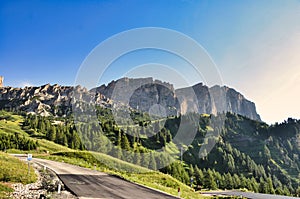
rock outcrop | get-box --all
[96,78,261,121]
[0,76,3,87]
[0,84,108,116]
[0,78,261,121]
[93,77,178,116]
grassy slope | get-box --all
[0,113,25,135]
[0,152,37,198]
[0,112,71,154]
[0,112,70,198]
[38,151,208,199]
[0,112,209,199]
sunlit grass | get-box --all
[0,152,36,184]
[36,151,208,199]
[0,152,37,198]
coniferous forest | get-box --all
[13,105,300,197]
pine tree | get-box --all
[188,164,194,177]
[194,165,204,187]
[116,130,121,147]
[121,133,131,151]
[267,177,275,194]
[133,152,141,165]
[224,172,233,189]
[204,169,217,190]
[282,185,291,196]
[141,153,150,168]
[259,177,268,193]
[233,174,241,189]
[149,152,157,170]
[111,147,122,159]
[251,177,259,192]
[46,126,56,141]
[295,187,300,197]
[240,174,247,188]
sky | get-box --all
[0,0,299,124]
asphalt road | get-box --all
[14,155,300,199]
[32,158,179,199]
[204,190,300,199]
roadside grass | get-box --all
[37,151,150,173]
[0,152,36,184]
[0,152,37,198]
[36,151,209,199]
[35,139,73,153]
[0,183,13,199]
[124,172,206,199]
[6,139,72,155]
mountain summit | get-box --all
[94,77,261,121]
[0,77,260,121]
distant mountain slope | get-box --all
[189,113,300,194]
[95,77,261,121]
[0,77,260,121]
[0,84,109,116]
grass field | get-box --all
[0,113,25,135]
[0,152,37,198]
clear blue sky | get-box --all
[0,0,299,123]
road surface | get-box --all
[32,158,179,199]
[14,155,299,199]
[204,190,300,199]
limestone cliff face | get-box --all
[0,84,75,116]
[209,85,261,121]
[0,78,261,121]
[93,77,178,116]
[0,84,108,116]
[95,78,261,121]
[174,83,261,121]
[0,76,3,87]
[175,83,213,115]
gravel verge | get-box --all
[9,162,77,199]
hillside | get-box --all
[0,151,37,198]
[0,80,299,197]
[0,111,206,199]
[7,108,300,196]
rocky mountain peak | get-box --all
[0,78,261,121]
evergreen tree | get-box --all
[121,133,131,151]
[194,165,204,187]
[111,147,122,159]
[225,172,233,189]
[259,177,268,193]
[204,169,217,190]
[189,164,195,177]
[267,177,275,194]
[251,177,259,192]
[295,187,300,197]
[46,126,56,141]
[233,174,241,189]
[149,152,157,170]
[133,152,141,165]
[141,153,150,168]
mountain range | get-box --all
[0,77,261,121]
[1,77,300,196]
